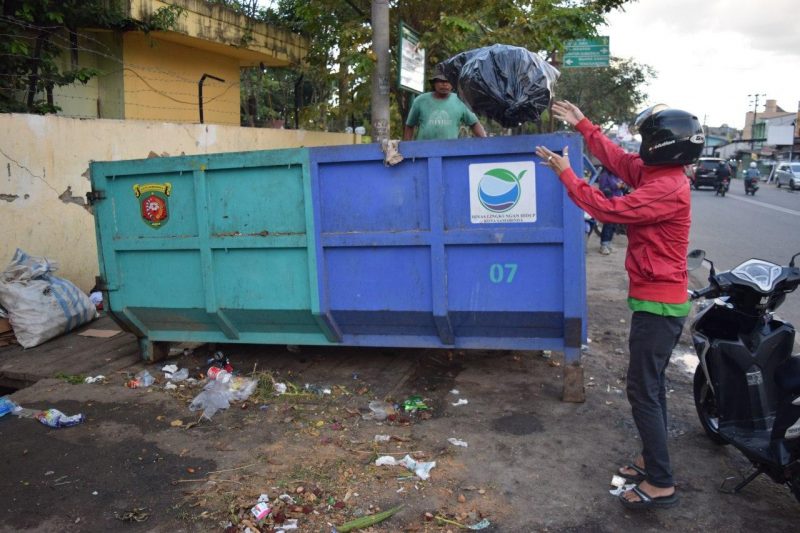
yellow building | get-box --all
[53,0,307,125]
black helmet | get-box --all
[632,104,704,166]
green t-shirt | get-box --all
[627,297,691,317]
[405,93,478,140]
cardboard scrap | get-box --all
[78,329,121,338]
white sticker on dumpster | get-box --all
[469,162,536,223]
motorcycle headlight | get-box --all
[731,259,782,291]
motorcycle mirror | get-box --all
[687,249,706,271]
[790,251,800,268]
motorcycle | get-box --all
[745,177,760,195]
[687,249,800,501]
[714,178,730,197]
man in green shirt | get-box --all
[403,72,487,141]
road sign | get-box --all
[563,37,609,68]
[398,22,425,93]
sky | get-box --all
[603,0,800,130]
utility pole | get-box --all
[371,0,390,143]
[748,93,765,151]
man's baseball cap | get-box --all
[429,72,449,83]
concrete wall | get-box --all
[0,114,360,292]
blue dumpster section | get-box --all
[91,134,586,362]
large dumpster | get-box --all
[90,134,586,395]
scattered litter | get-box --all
[451,399,469,407]
[161,364,178,374]
[188,375,257,420]
[164,382,177,391]
[78,329,120,338]
[83,375,105,384]
[375,454,436,480]
[250,499,271,520]
[373,434,391,442]
[126,369,154,389]
[335,504,403,532]
[402,395,428,412]
[449,389,459,395]
[92,491,98,496]
[274,383,287,395]
[304,384,332,395]
[170,419,183,427]
[35,409,84,428]
[609,482,636,497]
[447,438,468,447]
[434,515,491,530]
[277,518,298,531]
[164,365,189,381]
[278,493,296,504]
[0,397,18,417]
[610,475,626,488]
[364,400,395,421]
[259,404,269,411]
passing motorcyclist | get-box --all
[536,101,704,510]
[714,161,731,193]
[744,161,760,192]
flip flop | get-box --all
[618,463,647,483]
[619,485,679,510]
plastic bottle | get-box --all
[207,366,232,384]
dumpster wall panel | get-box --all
[91,149,332,345]
[206,166,307,236]
[318,160,430,233]
[310,134,585,350]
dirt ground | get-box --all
[2,234,799,532]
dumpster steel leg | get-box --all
[138,338,169,363]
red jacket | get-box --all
[558,118,691,304]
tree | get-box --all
[256,0,639,136]
[555,57,655,128]
[0,0,185,114]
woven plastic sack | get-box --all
[439,44,560,127]
[0,249,97,348]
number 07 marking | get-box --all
[489,263,517,283]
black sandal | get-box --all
[618,463,647,483]
[619,485,679,509]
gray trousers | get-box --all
[627,311,685,488]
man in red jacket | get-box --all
[536,101,704,510]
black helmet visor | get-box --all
[631,103,669,134]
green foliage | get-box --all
[249,0,643,136]
[555,57,656,127]
[0,0,185,114]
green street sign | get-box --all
[563,37,609,68]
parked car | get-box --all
[774,162,800,190]
[691,157,726,189]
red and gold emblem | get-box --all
[133,183,171,229]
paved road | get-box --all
[688,178,800,348]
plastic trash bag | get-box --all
[189,379,231,420]
[438,44,560,127]
[0,249,97,348]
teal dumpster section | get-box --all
[90,149,337,360]
[90,134,585,364]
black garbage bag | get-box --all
[438,44,560,128]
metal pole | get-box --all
[198,73,225,124]
[371,0,390,143]
[748,93,764,151]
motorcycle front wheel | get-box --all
[693,367,728,445]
